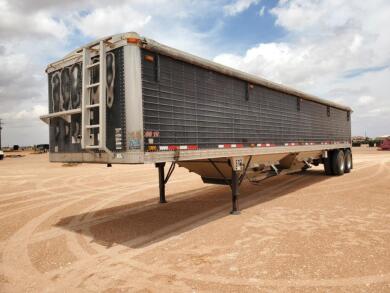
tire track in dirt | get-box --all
[2,149,389,291]
[1,178,187,292]
[124,259,390,289]
[72,174,390,290]
[28,177,210,245]
[48,162,390,290]
[327,160,390,192]
[0,173,83,202]
[45,175,308,289]
[303,161,390,195]
[0,165,160,201]
[0,173,187,219]
[0,174,197,289]
[45,177,199,260]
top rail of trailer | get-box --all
[45,32,352,112]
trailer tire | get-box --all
[323,151,333,176]
[331,149,345,176]
[344,149,352,173]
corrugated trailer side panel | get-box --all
[141,49,351,150]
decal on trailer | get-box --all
[144,131,160,138]
[129,139,141,149]
[115,128,122,150]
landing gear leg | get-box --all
[156,162,167,203]
[230,169,240,215]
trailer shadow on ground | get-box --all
[56,169,331,249]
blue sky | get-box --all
[217,0,285,52]
[0,0,389,146]
[60,0,285,59]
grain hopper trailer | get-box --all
[40,32,353,214]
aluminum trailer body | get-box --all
[41,32,353,213]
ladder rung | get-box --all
[85,145,100,149]
[86,104,99,109]
[87,82,100,88]
[86,62,100,69]
[86,124,100,129]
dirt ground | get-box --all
[0,147,389,292]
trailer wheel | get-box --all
[344,149,352,173]
[331,149,345,176]
[323,150,333,175]
[323,158,333,175]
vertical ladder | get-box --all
[81,40,107,150]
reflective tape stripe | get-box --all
[257,143,273,147]
[157,141,345,151]
[159,145,199,151]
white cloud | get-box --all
[358,95,375,106]
[2,105,46,121]
[0,0,226,145]
[1,0,390,145]
[0,0,69,40]
[73,5,152,38]
[214,0,390,136]
[1,103,48,147]
[223,0,259,16]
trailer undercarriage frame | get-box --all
[153,147,352,215]
[155,159,244,214]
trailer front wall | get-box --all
[47,47,126,153]
[141,49,351,150]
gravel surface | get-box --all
[0,147,389,292]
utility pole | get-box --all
[0,118,3,150]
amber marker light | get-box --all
[144,55,154,62]
[127,37,140,44]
